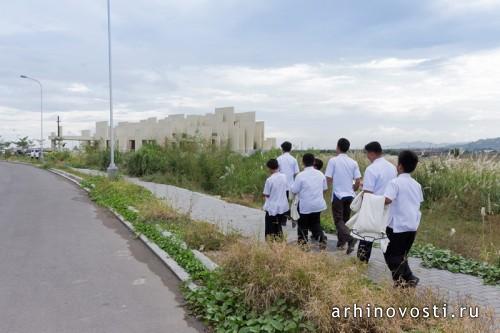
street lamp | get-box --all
[106,0,118,178]
[20,75,44,161]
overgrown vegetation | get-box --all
[194,241,492,333]
[21,142,500,265]
[80,174,493,333]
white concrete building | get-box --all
[50,107,276,153]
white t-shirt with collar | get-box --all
[291,167,327,214]
[363,157,397,195]
[325,154,362,200]
[263,172,289,216]
[385,173,424,233]
[277,152,300,189]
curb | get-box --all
[45,167,203,291]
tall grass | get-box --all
[50,142,500,263]
[220,241,494,333]
[413,155,500,215]
[125,143,277,201]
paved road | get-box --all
[0,162,205,333]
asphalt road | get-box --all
[0,162,205,333]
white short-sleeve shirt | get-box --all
[263,172,289,216]
[277,152,300,189]
[325,154,362,200]
[363,157,397,195]
[385,173,424,233]
[291,167,327,214]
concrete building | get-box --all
[50,107,276,153]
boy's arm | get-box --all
[325,158,334,186]
[353,178,361,192]
[293,160,300,177]
[362,167,376,193]
[290,177,300,194]
[353,163,362,191]
[383,180,398,205]
[263,179,271,198]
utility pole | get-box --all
[56,116,62,151]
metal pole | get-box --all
[20,75,43,161]
[40,82,43,160]
[106,0,118,178]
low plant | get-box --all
[411,244,500,285]
[185,273,313,333]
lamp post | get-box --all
[106,0,118,178]
[20,75,44,161]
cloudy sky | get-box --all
[1,0,500,148]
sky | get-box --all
[1,0,500,149]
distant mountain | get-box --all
[457,137,500,152]
[387,141,453,149]
[389,137,500,152]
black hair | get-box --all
[314,158,324,171]
[364,141,383,154]
[281,141,292,152]
[337,138,350,153]
[266,158,279,170]
[302,153,315,167]
[398,150,419,173]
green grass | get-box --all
[41,144,500,265]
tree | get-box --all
[0,136,10,150]
[14,136,33,151]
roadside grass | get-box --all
[69,170,494,332]
[38,146,500,266]
[215,241,493,333]
[418,203,500,266]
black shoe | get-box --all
[346,239,358,255]
[407,275,420,288]
[319,235,328,251]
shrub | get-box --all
[219,241,494,333]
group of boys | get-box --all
[262,139,424,287]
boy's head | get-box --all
[302,153,315,167]
[364,141,383,162]
[266,158,279,172]
[281,141,292,153]
[337,138,350,153]
[397,150,419,174]
[313,158,324,171]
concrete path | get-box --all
[74,168,499,323]
[0,162,205,333]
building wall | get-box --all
[82,107,275,153]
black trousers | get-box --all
[297,211,327,245]
[357,240,373,262]
[332,195,354,247]
[265,212,284,240]
[383,227,416,282]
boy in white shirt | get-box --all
[384,150,423,287]
[277,141,300,223]
[325,138,362,254]
[357,141,397,263]
[263,158,289,240]
[291,153,328,249]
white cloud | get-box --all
[433,0,500,15]
[66,83,90,93]
[3,48,500,148]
